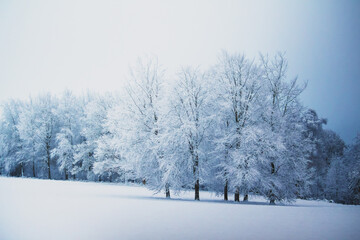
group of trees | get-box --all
[0,52,359,204]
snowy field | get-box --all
[1,177,359,240]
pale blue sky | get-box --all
[0,0,359,142]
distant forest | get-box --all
[1,52,359,205]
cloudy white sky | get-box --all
[0,0,359,142]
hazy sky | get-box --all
[0,0,359,143]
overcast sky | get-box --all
[0,0,359,143]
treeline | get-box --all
[0,52,359,205]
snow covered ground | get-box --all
[0,177,359,240]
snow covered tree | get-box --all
[93,133,126,182]
[212,51,262,201]
[0,51,355,205]
[119,57,173,196]
[0,99,25,176]
[51,90,83,179]
[17,94,59,179]
[170,67,213,200]
[92,98,134,183]
[325,156,348,203]
[282,106,314,199]
[92,57,182,197]
[327,133,360,204]
[73,93,115,181]
[346,134,360,204]
[302,109,346,199]
[259,52,311,204]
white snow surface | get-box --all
[1,177,359,240]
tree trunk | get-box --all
[234,187,240,202]
[243,194,248,202]
[20,163,24,177]
[224,141,229,201]
[269,189,276,205]
[224,180,228,201]
[46,142,51,179]
[47,159,51,179]
[269,162,276,205]
[32,160,36,178]
[193,152,200,201]
[195,179,200,200]
[165,183,170,198]
[234,124,241,203]
[65,169,68,180]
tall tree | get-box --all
[327,133,360,204]
[51,90,83,179]
[94,57,176,197]
[0,99,25,176]
[259,52,311,204]
[213,52,262,201]
[73,93,115,181]
[124,57,171,196]
[17,94,58,179]
[346,134,360,204]
[303,109,345,198]
[171,67,213,200]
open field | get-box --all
[0,177,359,240]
